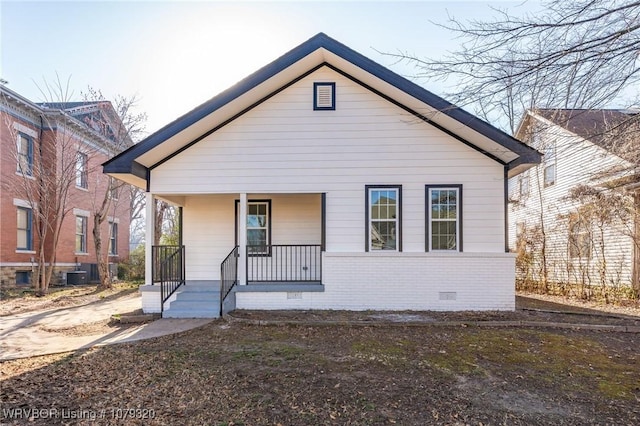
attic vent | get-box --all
[313,82,335,110]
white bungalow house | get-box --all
[509,109,639,291]
[104,33,541,318]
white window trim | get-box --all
[544,163,556,187]
[13,122,38,138]
[13,198,35,208]
[73,208,90,217]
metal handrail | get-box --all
[220,246,239,315]
[152,245,185,314]
[246,244,322,283]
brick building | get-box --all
[0,85,131,288]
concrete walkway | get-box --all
[0,293,212,361]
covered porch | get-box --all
[142,192,325,317]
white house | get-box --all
[509,109,639,292]
[104,33,541,318]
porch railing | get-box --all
[152,245,185,313]
[246,244,322,283]
[220,246,239,315]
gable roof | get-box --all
[1,85,127,151]
[534,109,639,164]
[103,32,541,189]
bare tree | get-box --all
[2,77,81,295]
[80,88,147,289]
[389,0,640,298]
[389,0,640,132]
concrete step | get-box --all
[175,292,220,302]
[163,281,222,318]
[178,285,218,293]
[168,300,219,311]
[163,309,219,319]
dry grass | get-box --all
[0,282,140,317]
[1,321,639,425]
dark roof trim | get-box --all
[506,151,543,170]
[104,160,148,180]
[104,34,334,174]
[150,63,326,170]
[325,63,507,165]
[151,63,508,171]
[104,32,540,175]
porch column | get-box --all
[238,193,247,285]
[145,192,155,286]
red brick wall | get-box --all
[1,102,131,286]
[0,113,42,266]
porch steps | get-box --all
[163,281,220,319]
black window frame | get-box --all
[313,82,336,111]
[365,185,402,252]
[235,199,272,256]
[425,184,463,252]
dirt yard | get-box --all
[1,314,639,425]
[0,283,140,318]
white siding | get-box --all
[509,117,636,285]
[183,193,321,280]
[153,67,506,254]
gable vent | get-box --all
[313,82,335,110]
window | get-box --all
[313,82,335,110]
[76,152,88,188]
[518,173,530,197]
[108,178,119,200]
[569,213,591,259]
[15,271,31,286]
[235,200,271,255]
[427,185,462,251]
[109,222,118,255]
[17,133,34,176]
[543,144,556,187]
[75,215,87,253]
[17,207,32,250]
[366,186,401,251]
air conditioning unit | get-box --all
[66,271,88,285]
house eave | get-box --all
[104,32,541,184]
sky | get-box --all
[1,0,543,137]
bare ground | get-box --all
[0,283,140,317]
[1,298,639,425]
